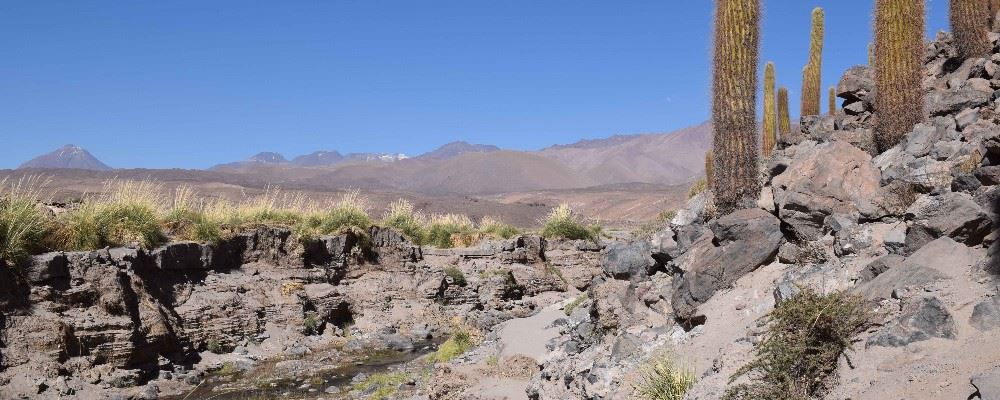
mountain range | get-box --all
[15,123,712,194]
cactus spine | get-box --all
[801,8,825,116]
[778,87,791,136]
[711,0,761,213]
[828,87,837,115]
[763,62,777,158]
[874,0,926,153]
[951,0,992,59]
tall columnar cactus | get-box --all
[874,0,926,153]
[778,87,791,136]
[951,0,992,58]
[801,8,825,116]
[828,87,837,115]
[991,0,1000,30]
[711,0,761,213]
[868,43,875,65]
[705,150,715,191]
[763,62,777,158]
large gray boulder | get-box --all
[602,241,657,281]
[972,367,1000,400]
[970,296,1000,331]
[868,296,956,347]
[837,65,874,104]
[858,237,982,301]
[925,78,992,116]
[772,141,885,240]
[904,192,992,253]
[671,208,782,321]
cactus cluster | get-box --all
[763,62,777,158]
[800,8,825,117]
[711,0,761,213]
[778,87,791,136]
[874,0,926,153]
[951,0,992,59]
[705,150,715,190]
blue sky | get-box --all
[0,1,949,169]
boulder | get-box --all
[972,367,1000,400]
[671,208,782,320]
[772,141,884,240]
[970,296,1000,331]
[868,296,956,347]
[837,65,874,104]
[858,237,982,300]
[926,79,992,116]
[904,192,992,252]
[602,241,657,281]
[151,242,215,270]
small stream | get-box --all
[163,343,437,400]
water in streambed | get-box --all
[163,343,436,400]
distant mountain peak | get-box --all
[248,152,288,164]
[18,145,112,171]
[290,150,345,167]
[418,141,501,160]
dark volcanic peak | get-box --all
[417,141,502,160]
[290,150,345,167]
[248,152,288,164]
[18,144,112,171]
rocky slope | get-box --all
[509,31,1000,399]
[0,226,604,399]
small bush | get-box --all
[635,352,696,400]
[687,177,708,199]
[564,293,588,316]
[0,177,50,263]
[55,180,167,250]
[540,204,598,242]
[722,288,873,400]
[303,312,320,335]
[479,216,520,239]
[434,331,473,363]
[425,213,476,248]
[352,372,411,400]
[443,266,467,286]
[296,190,372,241]
[381,199,426,244]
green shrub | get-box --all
[443,267,467,286]
[381,199,426,244]
[0,177,50,263]
[434,331,473,363]
[540,204,598,242]
[723,288,873,400]
[635,352,696,400]
[303,312,320,335]
[55,181,167,250]
[564,293,588,316]
[425,214,476,248]
[479,216,520,239]
[352,372,411,400]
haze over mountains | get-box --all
[15,123,711,195]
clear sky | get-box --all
[0,1,950,169]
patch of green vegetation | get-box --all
[0,177,50,264]
[722,288,874,400]
[564,293,588,316]
[635,352,696,400]
[425,214,476,248]
[443,267,467,286]
[381,199,427,244]
[434,331,473,363]
[303,312,321,335]
[56,191,167,250]
[479,216,520,240]
[539,204,599,242]
[205,338,222,354]
[687,177,708,199]
[214,362,240,377]
[352,372,411,400]
[486,354,499,367]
